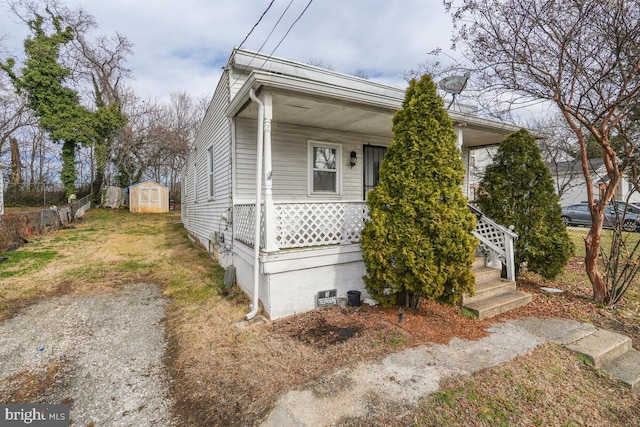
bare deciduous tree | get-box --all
[528,114,584,201]
[4,0,130,200]
[2,0,199,207]
[112,92,202,200]
[445,0,640,303]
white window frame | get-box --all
[307,140,342,196]
[207,146,215,199]
[193,158,198,203]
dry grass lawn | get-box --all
[1,209,639,426]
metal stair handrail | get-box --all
[469,204,518,281]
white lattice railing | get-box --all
[235,201,517,280]
[234,203,263,246]
[469,204,518,281]
[274,202,367,248]
[234,201,367,249]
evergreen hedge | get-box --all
[361,74,477,308]
[476,129,574,279]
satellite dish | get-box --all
[439,70,471,109]
[439,70,471,94]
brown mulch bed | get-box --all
[266,256,640,385]
[273,299,491,349]
[272,257,640,351]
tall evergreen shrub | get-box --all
[361,74,477,308]
[476,129,574,279]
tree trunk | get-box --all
[61,140,77,198]
[91,168,105,205]
[584,211,607,303]
[90,141,107,204]
[9,137,22,184]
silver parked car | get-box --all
[561,202,640,231]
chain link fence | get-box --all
[3,183,93,208]
[565,226,589,257]
[564,224,640,259]
[0,193,92,252]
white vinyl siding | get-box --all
[180,69,233,267]
[234,118,391,201]
[308,140,341,195]
[193,158,198,202]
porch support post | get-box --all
[504,233,516,281]
[456,126,464,151]
[456,125,467,197]
[262,91,278,252]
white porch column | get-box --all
[262,91,278,252]
[456,125,467,197]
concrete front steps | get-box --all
[566,328,640,394]
[462,257,532,319]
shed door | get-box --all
[363,145,387,199]
[139,187,159,210]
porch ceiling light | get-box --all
[350,151,357,168]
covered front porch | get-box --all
[226,56,522,318]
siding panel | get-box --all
[181,69,234,267]
[235,118,391,201]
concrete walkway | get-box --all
[261,317,639,427]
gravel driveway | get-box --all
[0,283,175,426]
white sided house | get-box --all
[181,48,524,320]
[551,159,640,206]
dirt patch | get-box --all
[291,319,360,348]
[274,300,490,349]
[0,363,63,403]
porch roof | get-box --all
[225,51,524,148]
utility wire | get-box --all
[231,0,313,89]
[237,0,276,50]
[236,0,295,77]
[257,0,295,54]
[261,0,314,67]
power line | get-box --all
[236,0,295,77]
[257,0,295,53]
[237,0,276,50]
[231,0,314,89]
[262,0,314,65]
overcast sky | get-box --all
[0,0,458,103]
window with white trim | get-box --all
[207,146,215,198]
[308,141,341,195]
[193,159,198,203]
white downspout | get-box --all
[246,88,264,320]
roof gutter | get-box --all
[225,71,403,119]
[246,88,264,320]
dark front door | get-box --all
[363,145,387,199]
